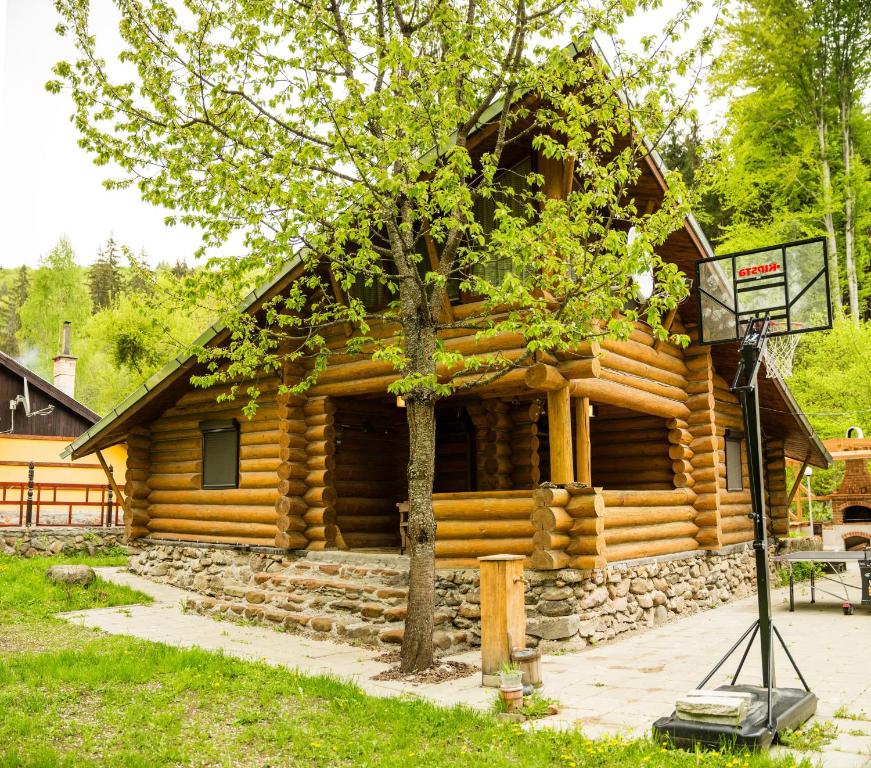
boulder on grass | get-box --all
[46,565,96,586]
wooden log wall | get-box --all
[276,390,317,549]
[466,400,513,491]
[510,402,541,489]
[712,373,753,546]
[590,408,673,490]
[765,438,789,538]
[333,398,406,549]
[303,396,339,550]
[683,328,723,549]
[143,376,286,547]
[434,406,475,492]
[530,484,606,570]
[433,490,535,568]
[125,426,150,539]
[602,488,698,562]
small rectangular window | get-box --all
[725,430,744,492]
[200,419,239,489]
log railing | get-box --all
[530,485,701,569]
[433,490,535,569]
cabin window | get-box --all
[725,430,744,492]
[200,419,239,489]
[472,156,533,286]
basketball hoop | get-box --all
[762,334,801,379]
[654,237,831,751]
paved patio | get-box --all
[62,567,871,767]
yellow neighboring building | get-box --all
[0,325,126,526]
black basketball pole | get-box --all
[732,318,775,694]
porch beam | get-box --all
[568,377,690,420]
[524,363,569,391]
[547,386,574,484]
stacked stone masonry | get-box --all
[2,527,125,557]
[129,541,768,652]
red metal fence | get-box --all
[0,464,117,528]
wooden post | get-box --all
[575,397,591,485]
[478,554,527,687]
[547,386,573,484]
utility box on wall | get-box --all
[478,554,526,687]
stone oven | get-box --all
[819,437,871,551]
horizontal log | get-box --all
[721,515,753,533]
[240,429,281,446]
[694,493,719,511]
[604,505,696,527]
[567,554,608,570]
[305,486,337,507]
[532,530,570,550]
[148,488,279,505]
[600,338,688,376]
[336,513,397,533]
[275,530,310,549]
[146,504,279,524]
[594,469,674,484]
[275,495,308,517]
[565,535,605,555]
[605,521,699,546]
[569,378,690,420]
[719,530,753,546]
[334,496,395,515]
[565,491,606,517]
[599,368,687,403]
[147,459,201,475]
[601,488,695,507]
[432,490,533,500]
[342,531,400,547]
[147,518,278,538]
[530,549,571,570]
[434,537,533,558]
[606,537,698,562]
[437,519,533,539]
[532,487,570,507]
[126,510,150,528]
[301,525,337,542]
[532,505,575,532]
[240,457,281,474]
[598,350,688,389]
[432,498,535,520]
[276,514,307,533]
[303,507,336,526]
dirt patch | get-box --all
[372,659,479,684]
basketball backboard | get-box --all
[696,237,832,345]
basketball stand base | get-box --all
[653,685,817,750]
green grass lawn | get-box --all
[0,555,809,768]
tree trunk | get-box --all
[841,103,859,323]
[817,118,843,317]
[400,391,437,672]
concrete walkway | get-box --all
[62,567,871,767]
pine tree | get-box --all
[0,266,29,355]
[88,236,125,311]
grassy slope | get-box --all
[0,555,807,768]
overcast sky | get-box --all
[0,0,721,271]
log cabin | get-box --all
[61,91,832,648]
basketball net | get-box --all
[762,334,801,379]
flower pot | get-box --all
[499,671,523,689]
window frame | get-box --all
[199,418,240,490]
[724,429,744,492]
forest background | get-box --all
[0,0,868,504]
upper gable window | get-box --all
[200,419,239,489]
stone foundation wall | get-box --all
[128,540,768,652]
[1,527,125,557]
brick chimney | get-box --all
[52,321,77,397]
